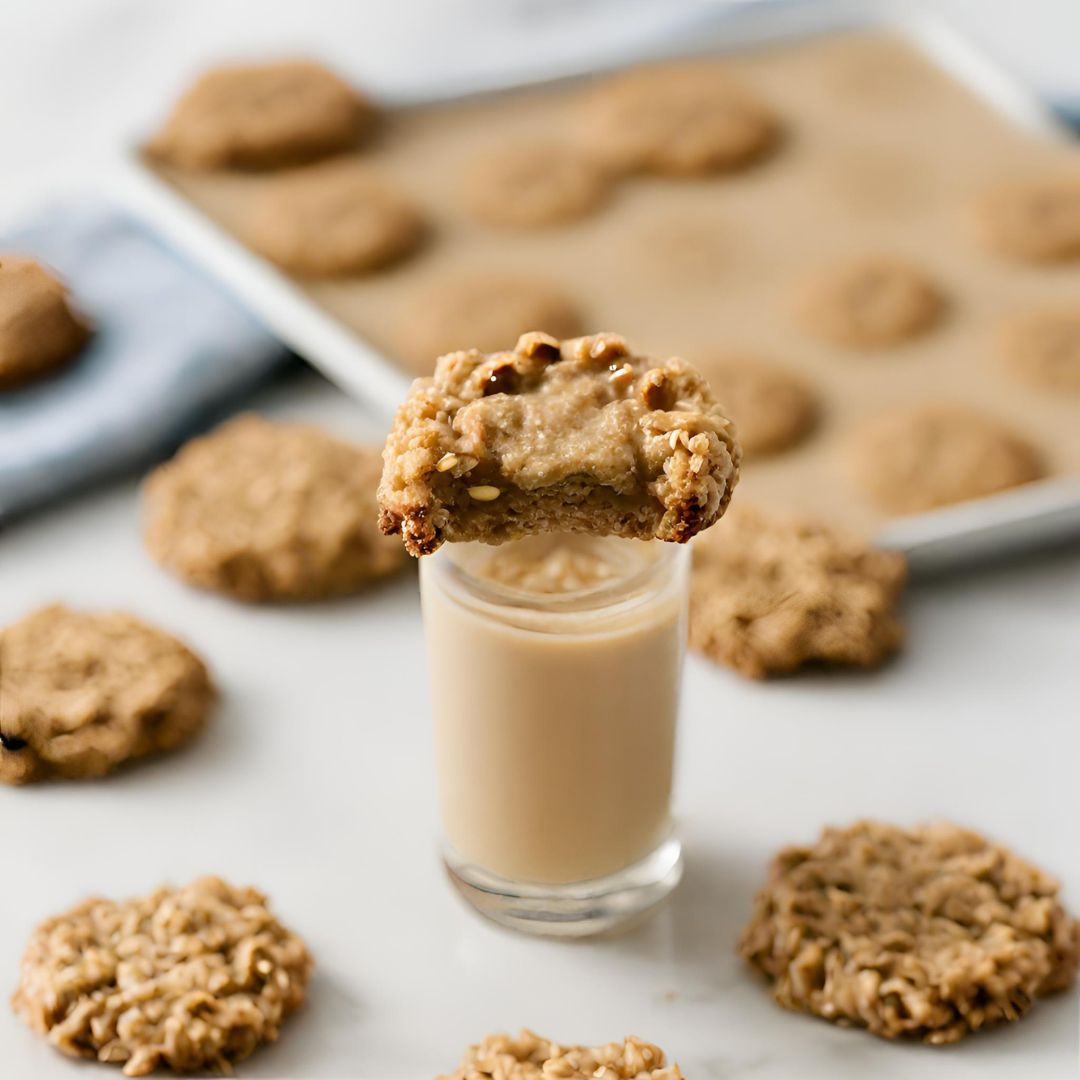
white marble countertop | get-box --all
[1,2,1078,1077]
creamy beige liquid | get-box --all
[420,535,686,886]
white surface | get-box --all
[1,2,1080,1078]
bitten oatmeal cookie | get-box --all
[739,820,1080,1044]
[12,876,313,1076]
[148,59,376,170]
[440,1031,683,1080]
[0,605,213,784]
[689,507,906,679]
[695,353,819,457]
[847,405,1045,514]
[396,273,585,374]
[464,141,612,229]
[973,176,1080,262]
[796,257,944,348]
[0,256,90,390]
[579,61,779,177]
[144,415,406,601]
[247,159,426,277]
[1001,309,1080,393]
[379,332,740,556]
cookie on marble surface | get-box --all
[973,176,1080,263]
[0,256,90,390]
[148,58,376,170]
[689,506,905,679]
[739,820,1080,1044]
[579,61,779,177]
[247,159,426,277]
[440,1031,683,1080]
[463,140,612,229]
[796,256,944,348]
[396,272,585,374]
[1001,308,1080,393]
[0,604,213,784]
[13,876,313,1076]
[847,405,1044,514]
[144,414,406,601]
[379,331,740,556]
[695,353,819,457]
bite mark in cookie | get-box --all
[378,332,740,556]
[739,820,1080,1044]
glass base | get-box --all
[444,837,683,938]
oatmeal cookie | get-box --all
[1001,309,1080,393]
[0,256,90,390]
[848,405,1044,514]
[379,331,740,556]
[579,61,779,177]
[440,1031,683,1080]
[973,176,1080,262]
[148,58,376,170]
[144,414,406,601]
[689,507,906,679]
[246,159,426,277]
[464,140,612,229]
[695,353,819,457]
[396,273,585,374]
[739,820,1080,1044]
[0,605,213,784]
[797,256,944,348]
[12,876,313,1076]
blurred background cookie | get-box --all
[148,58,376,170]
[973,175,1080,262]
[0,256,90,390]
[1001,308,1080,392]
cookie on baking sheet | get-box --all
[796,256,944,348]
[463,140,612,229]
[847,405,1045,514]
[144,414,406,601]
[579,61,779,177]
[694,352,819,457]
[13,876,313,1077]
[739,820,1080,1044]
[689,506,906,679]
[148,58,376,170]
[973,175,1080,263]
[0,605,213,784]
[440,1031,683,1080]
[1001,308,1080,393]
[246,159,426,277]
[396,272,586,374]
[0,256,90,390]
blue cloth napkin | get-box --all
[0,204,287,522]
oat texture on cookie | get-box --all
[378,332,740,556]
[739,820,1080,1044]
[12,876,313,1077]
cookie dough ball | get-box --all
[847,405,1044,514]
[149,58,376,170]
[579,61,779,177]
[247,160,426,277]
[739,820,1080,1043]
[0,257,90,390]
[13,876,313,1076]
[695,353,819,457]
[396,273,586,373]
[689,507,906,679]
[464,141,612,229]
[1001,309,1080,393]
[0,605,213,784]
[144,414,406,601]
[797,257,945,348]
[973,176,1080,262]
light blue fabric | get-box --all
[0,204,286,521]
